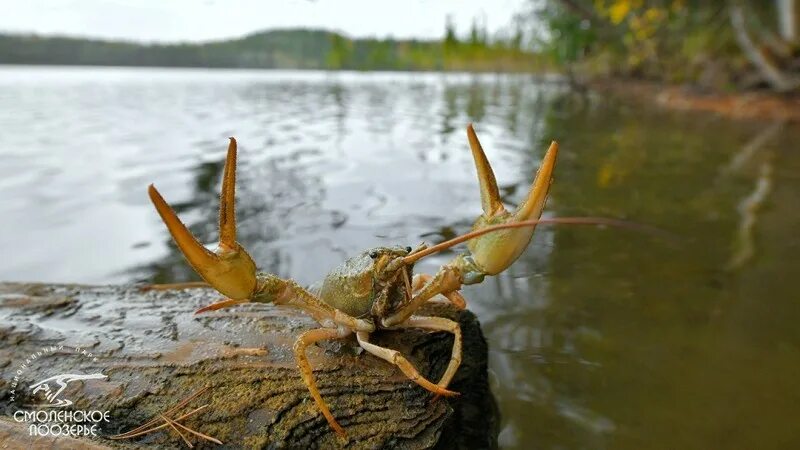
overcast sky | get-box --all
[2,0,527,43]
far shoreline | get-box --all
[0,63,566,81]
[589,78,800,124]
[3,64,797,123]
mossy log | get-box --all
[0,283,496,449]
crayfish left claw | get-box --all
[148,138,257,300]
[465,124,559,276]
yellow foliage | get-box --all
[596,0,644,25]
[609,1,631,24]
[645,7,665,22]
[597,163,615,188]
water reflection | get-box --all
[1,67,799,449]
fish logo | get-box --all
[28,372,107,408]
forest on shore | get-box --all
[2,1,798,94]
[534,1,800,93]
[0,23,539,73]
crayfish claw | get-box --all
[513,140,559,225]
[465,125,559,276]
[148,138,257,300]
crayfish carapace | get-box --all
[147,124,567,438]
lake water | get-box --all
[1,66,799,449]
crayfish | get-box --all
[146,124,566,439]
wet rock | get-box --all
[0,283,495,449]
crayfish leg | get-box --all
[356,331,459,398]
[140,281,210,292]
[293,327,352,440]
[412,273,466,310]
[392,316,463,391]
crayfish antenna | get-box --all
[465,124,559,275]
[148,138,257,300]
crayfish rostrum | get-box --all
[147,124,559,438]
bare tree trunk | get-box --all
[777,0,798,43]
[729,3,800,92]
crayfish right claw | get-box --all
[465,124,559,276]
[148,138,257,300]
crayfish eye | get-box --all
[405,246,412,253]
[369,250,379,259]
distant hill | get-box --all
[0,28,539,72]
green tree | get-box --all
[444,15,459,49]
[470,19,481,47]
[326,33,351,69]
[511,24,523,52]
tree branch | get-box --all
[729,2,800,92]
